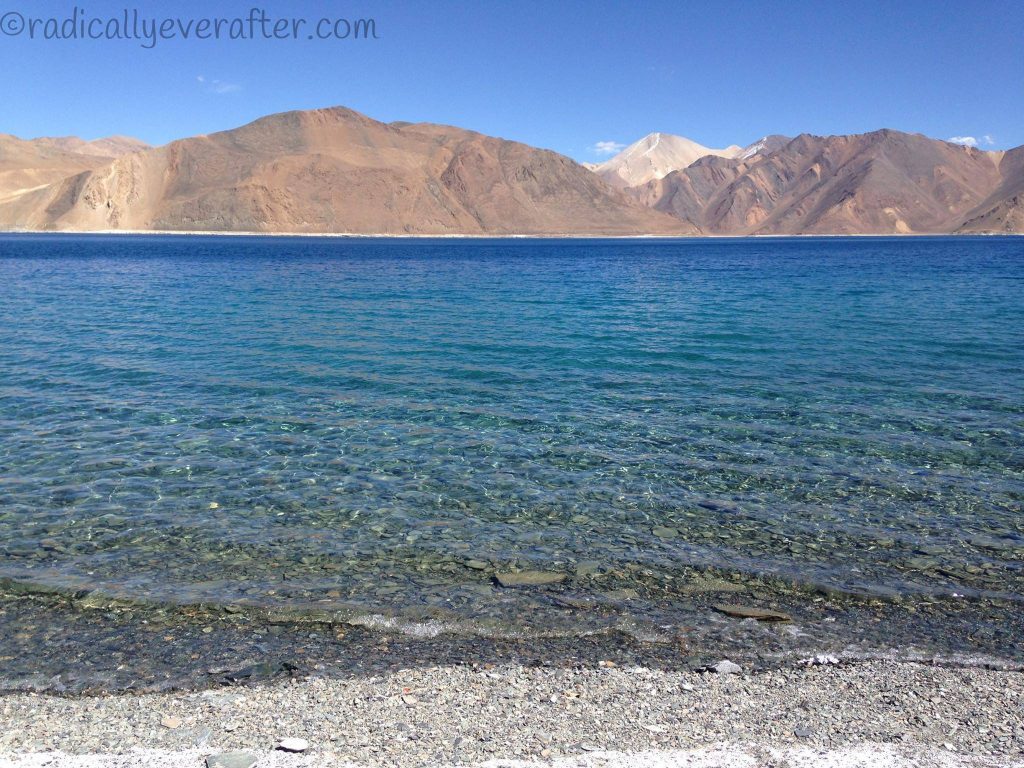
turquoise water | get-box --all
[0,235,1022,641]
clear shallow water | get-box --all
[0,235,1022,642]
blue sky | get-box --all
[1,0,1022,160]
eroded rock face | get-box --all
[0,133,148,229]
[956,145,1024,233]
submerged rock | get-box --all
[495,571,566,587]
[74,590,120,610]
[220,660,300,683]
[574,561,602,577]
[712,604,792,622]
[678,576,746,594]
[602,588,639,600]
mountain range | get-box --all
[0,107,1020,236]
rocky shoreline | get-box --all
[3,580,1023,696]
[1,660,1021,767]
[3,581,1023,766]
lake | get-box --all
[1,234,1022,680]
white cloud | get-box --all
[591,141,626,155]
[197,75,240,94]
[948,136,979,147]
[210,80,241,94]
[983,134,995,145]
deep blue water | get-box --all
[0,234,1022,638]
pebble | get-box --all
[206,752,257,768]
[276,737,309,753]
[803,654,841,666]
[712,604,793,622]
[160,715,182,729]
[709,660,742,675]
[192,727,213,747]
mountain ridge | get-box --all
[0,109,1020,235]
[0,107,693,236]
[631,129,1017,235]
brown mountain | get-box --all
[28,135,150,158]
[0,133,146,204]
[0,107,691,236]
[955,146,1024,233]
[634,130,1019,235]
[3,116,1020,236]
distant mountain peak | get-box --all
[591,132,745,188]
[738,134,791,160]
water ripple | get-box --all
[0,235,1022,631]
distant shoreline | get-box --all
[1,229,1020,239]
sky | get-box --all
[1,0,1022,160]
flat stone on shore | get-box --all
[276,738,308,753]
[206,753,257,768]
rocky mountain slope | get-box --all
[0,133,147,218]
[630,130,1019,234]
[1,112,1020,235]
[0,108,691,236]
[955,145,1024,233]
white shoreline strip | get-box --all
[0,744,1019,768]
[1,662,1020,766]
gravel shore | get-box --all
[1,661,1021,768]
